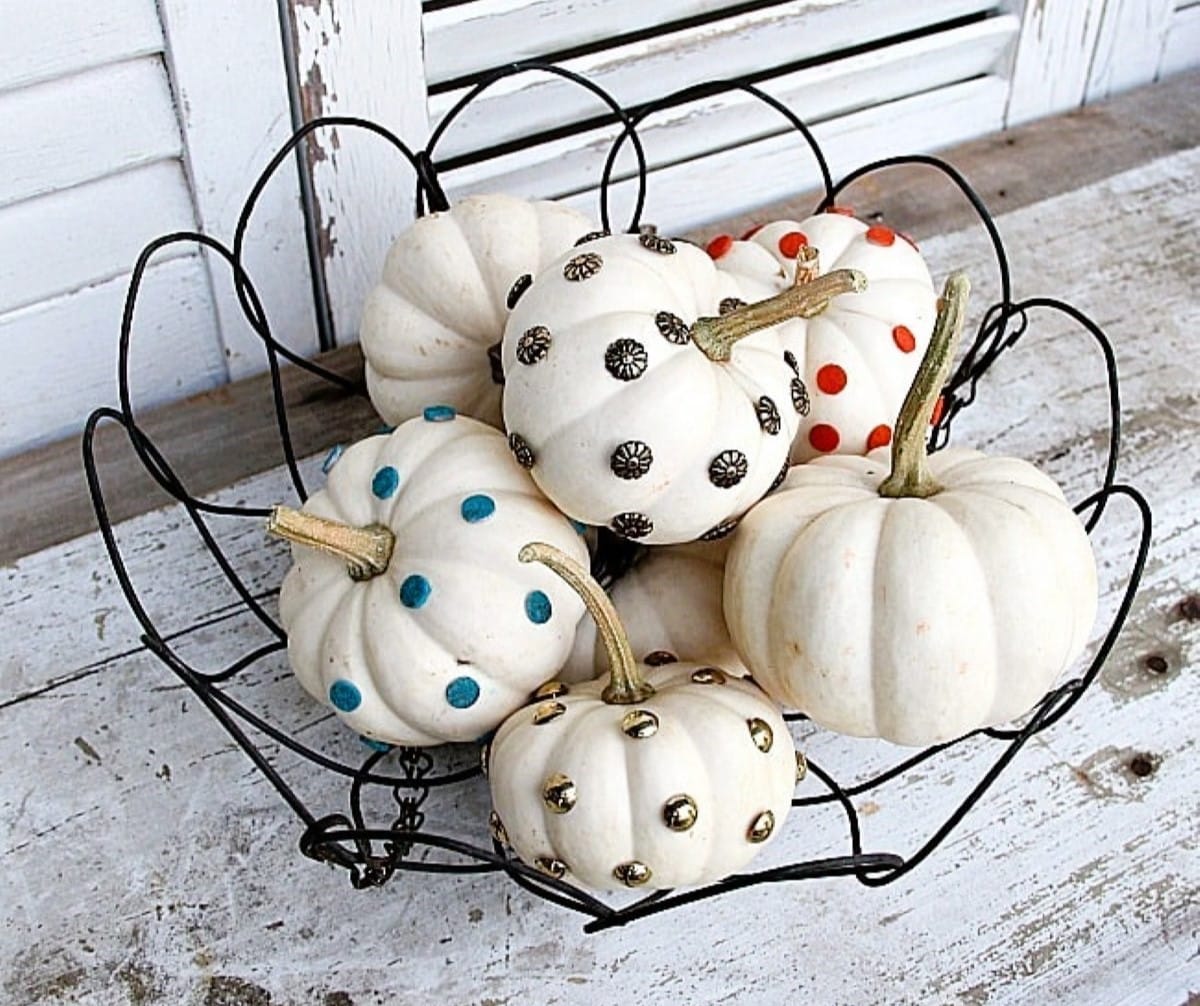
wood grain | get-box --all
[1,137,1197,1003]
[1,72,1196,566]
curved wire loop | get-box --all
[81,65,1151,931]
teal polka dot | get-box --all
[423,404,457,422]
[569,519,589,535]
[446,676,480,709]
[321,443,345,474]
[461,494,496,523]
[372,466,400,499]
[359,735,392,753]
[525,590,552,624]
[329,679,362,712]
[400,574,431,608]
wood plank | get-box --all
[2,147,1197,999]
[0,72,1195,565]
[1005,0,1108,126]
[0,160,195,315]
[428,0,996,160]
[1160,3,1200,78]
[158,0,322,378]
[0,56,182,210]
[0,0,163,95]
[0,256,226,458]
[287,0,430,348]
[1085,0,1175,102]
[440,17,1017,200]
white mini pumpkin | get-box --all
[724,276,1099,745]
[501,232,865,544]
[709,211,937,462]
[487,543,797,891]
[360,194,598,429]
[562,538,748,681]
[271,408,588,746]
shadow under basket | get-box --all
[82,61,1151,932]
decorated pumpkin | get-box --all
[501,231,866,544]
[710,210,937,463]
[269,409,589,746]
[487,543,798,890]
[562,537,748,681]
[360,194,598,429]
[724,275,1099,745]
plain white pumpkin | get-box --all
[710,212,937,462]
[561,537,748,681]
[360,194,598,429]
[272,409,588,746]
[487,544,797,891]
[724,275,1099,745]
[501,232,864,544]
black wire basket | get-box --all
[83,62,1151,933]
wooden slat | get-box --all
[428,0,996,160]
[0,57,182,210]
[1,71,1196,565]
[0,256,226,457]
[0,160,195,316]
[1005,0,1108,126]
[550,77,1010,232]
[0,0,163,95]
[1085,0,1175,102]
[423,0,801,84]
[1160,4,1200,77]
[441,16,1017,202]
[158,0,322,379]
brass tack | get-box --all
[533,679,569,700]
[747,810,776,844]
[662,794,699,832]
[488,810,508,846]
[747,717,774,753]
[541,772,577,814]
[534,856,567,879]
[690,667,727,685]
[621,709,660,739]
[532,701,567,725]
[613,861,653,887]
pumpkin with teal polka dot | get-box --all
[501,232,867,545]
[360,194,598,430]
[270,408,589,746]
[708,210,937,463]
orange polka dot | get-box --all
[777,231,808,259]
[706,234,734,259]
[930,395,946,426]
[826,205,855,217]
[866,225,896,247]
[866,424,892,450]
[816,364,847,395]
[741,223,763,240]
[808,423,840,453]
[892,325,916,353]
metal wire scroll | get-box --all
[83,62,1151,933]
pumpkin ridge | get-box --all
[388,224,502,340]
[363,285,488,362]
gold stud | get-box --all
[488,810,508,846]
[662,794,698,831]
[644,650,677,666]
[613,861,653,887]
[542,772,577,814]
[747,810,775,844]
[691,667,727,685]
[532,701,567,725]
[795,751,808,782]
[747,718,774,753]
[533,679,569,701]
[621,709,660,739]
[479,741,490,777]
[534,856,567,879]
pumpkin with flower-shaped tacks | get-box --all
[561,537,748,681]
[724,275,1099,746]
[501,232,866,544]
[486,543,798,891]
[709,210,937,462]
[360,194,598,429]
[268,409,589,746]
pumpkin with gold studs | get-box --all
[268,409,588,747]
[500,232,866,544]
[709,211,937,463]
[486,542,797,891]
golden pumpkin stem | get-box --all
[268,505,395,581]
[691,267,867,362]
[518,542,653,705]
[878,272,971,500]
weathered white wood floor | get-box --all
[2,146,1198,1005]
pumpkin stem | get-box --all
[268,506,395,581]
[878,272,971,500]
[691,267,867,363]
[519,542,653,705]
